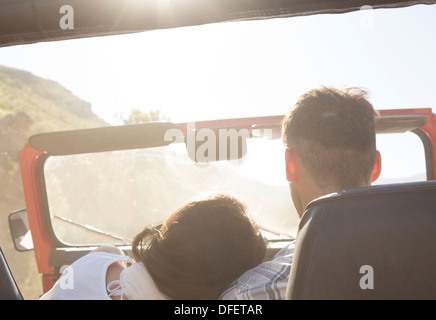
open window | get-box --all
[33,119,297,252]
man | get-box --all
[220,87,382,299]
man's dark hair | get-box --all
[282,87,379,191]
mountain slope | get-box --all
[0,65,108,299]
[0,65,107,132]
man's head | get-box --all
[282,87,381,216]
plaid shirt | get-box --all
[219,241,295,300]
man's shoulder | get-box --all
[268,242,295,263]
[220,241,295,300]
[241,241,294,279]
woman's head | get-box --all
[131,194,266,299]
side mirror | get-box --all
[8,209,34,252]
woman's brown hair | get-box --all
[131,194,266,300]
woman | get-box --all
[40,194,266,300]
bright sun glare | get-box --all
[0,5,433,181]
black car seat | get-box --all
[286,180,436,299]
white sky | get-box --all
[0,5,435,123]
[0,4,434,179]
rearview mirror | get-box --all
[8,209,34,252]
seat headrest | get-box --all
[0,246,23,300]
[286,181,436,300]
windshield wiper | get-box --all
[53,215,132,243]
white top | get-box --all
[40,252,131,300]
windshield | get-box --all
[0,4,432,246]
[44,136,298,245]
[42,128,426,246]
